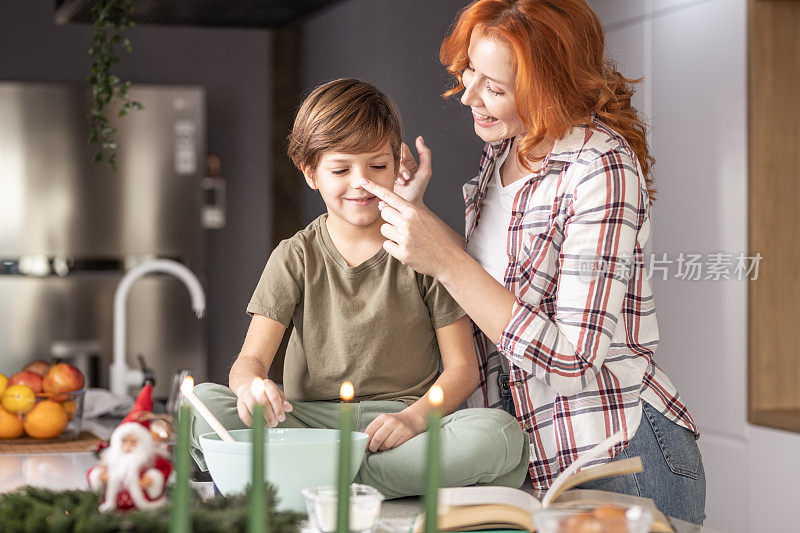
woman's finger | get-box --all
[360,179,411,211]
[382,240,404,262]
[378,202,403,225]
[415,136,432,176]
[380,223,403,244]
[400,142,418,176]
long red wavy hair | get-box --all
[440,0,657,203]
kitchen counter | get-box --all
[0,448,719,533]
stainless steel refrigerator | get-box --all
[0,81,208,399]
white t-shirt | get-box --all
[465,143,530,373]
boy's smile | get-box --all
[343,195,377,206]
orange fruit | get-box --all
[0,374,7,394]
[61,400,77,421]
[2,385,36,415]
[23,400,68,439]
[0,406,24,439]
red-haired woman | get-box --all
[360,0,706,524]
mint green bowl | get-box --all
[199,428,369,512]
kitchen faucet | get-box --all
[111,259,206,397]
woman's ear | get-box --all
[301,166,317,190]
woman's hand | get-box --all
[234,379,292,428]
[364,409,426,452]
[393,136,432,205]
[360,178,461,278]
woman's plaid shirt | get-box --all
[463,119,698,490]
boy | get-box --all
[189,78,529,498]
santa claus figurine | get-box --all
[87,384,173,512]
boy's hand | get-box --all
[393,136,432,205]
[234,379,292,428]
[364,410,426,452]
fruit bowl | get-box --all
[0,388,86,442]
[0,361,87,442]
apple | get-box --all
[22,360,51,377]
[8,371,43,393]
[42,363,85,399]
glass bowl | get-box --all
[302,484,385,533]
[533,503,653,533]
[0,388,85,441]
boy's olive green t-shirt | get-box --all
[247,214,466,404]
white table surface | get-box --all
[0,448,721,533]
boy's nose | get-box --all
[349,168,366,189]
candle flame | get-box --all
[340,381,354,402]
[429,385,444,406]
[180,376,194,396]
[251,377,265,400]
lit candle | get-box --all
[249,378,268,533]
[180,376,235,442]
[170,385,192,533]
[337,381,355,533]
[424,385,444,533]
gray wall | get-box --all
[301,0,480,232]
[2,1,272,385]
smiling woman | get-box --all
[358,0,706,524]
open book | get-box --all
[412,431,673,533]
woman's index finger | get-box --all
[360,179,409,210]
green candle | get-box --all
[170,379,192,533]
[337,381,355,533]
[423,385,443,533]
[249,378,268,533]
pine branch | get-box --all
[0,485,303,533]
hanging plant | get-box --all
[87,0,143,171]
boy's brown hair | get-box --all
[287,78,403,173]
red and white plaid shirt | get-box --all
[463,118,698,489]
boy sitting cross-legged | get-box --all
[189,78,529,498]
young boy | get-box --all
[189,78,529,498]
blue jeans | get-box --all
[498,373,706,525]
[576,400,707,525]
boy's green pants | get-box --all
[189,383,530,499]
